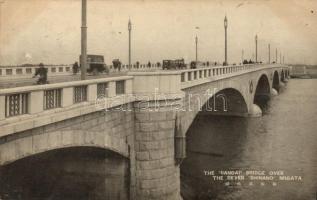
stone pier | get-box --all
[129,71,183,200]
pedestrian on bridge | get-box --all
[72,62,79,75]
[33,63,48,84]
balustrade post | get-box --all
[88,84,97,101]
[62,87,73,107]
[108,81,116,97]
[125,79,133,94]
[29,91,44,114]
[21,68,25,75]
[0,95,5,120]
[186,72,190,81]
[184,72,188,82]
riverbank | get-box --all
[290,74,317,79]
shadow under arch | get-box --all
[199,88,249,117]
[272,70,280,92]
[0,147,130,200]
[254,74,271,110]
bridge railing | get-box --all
[108,63,161,72]
[180,64,260,83]
[0,76,133,121]
[0,65,73,79]
[0,63,162,79]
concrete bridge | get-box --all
[0,64,290,199]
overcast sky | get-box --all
[0,0,316,65]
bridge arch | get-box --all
[181,87,249,137]
[253,74,271,110]
[0,146,130,199]
[0,129,129,166]
[272,70,280,92]
[200,88,248,117]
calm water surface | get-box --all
[181,79,317,200]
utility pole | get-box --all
[128,19,132,68]
[268,44,271,64]
[195,35,198,63]
[255,35,258,63]
[80,0,87,80]
[224,16,228,65]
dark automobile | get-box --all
[162,59,186,70]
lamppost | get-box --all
[195,35,198,63]
[128,19,132,68]
[194,26,199,63]
[0,1,4,65]
[275,48,278,63]
[241,49,244,64]
[268,43,271,64]
[224,15,228,65]
[80,0,87,80]
[255,34,258,63]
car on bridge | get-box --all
[162,59,186,70]
[190,61,206,69]
[79,54,108,75]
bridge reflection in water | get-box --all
[0,147,129,200]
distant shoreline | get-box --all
[290,74,317,79]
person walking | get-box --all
[72,62,79,75]
[33,63,48,84]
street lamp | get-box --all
[128,19,132,68]
[80,0,87,80]
[255,35,258,63]
[0,1,4,65]
[195,35,198,63]
[194,26,199,63]
[268,43,271,64]
[224,15,228,65]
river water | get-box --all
[181,79,317,200]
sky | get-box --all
[0,0,316,65]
